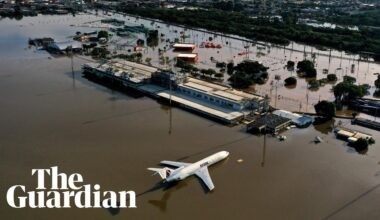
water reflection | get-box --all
[322,182,380,220]
[313,119,335,135]
[148,181,187,212]
[1,12,380,220]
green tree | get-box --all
[228,60,269,88]
[227,61,234,75]
[97,30,109,39]
[201,69,217,78]
[297,60,317,77]
[216,62,226,69]
[284,76,297,86]
[308,79,320,89]
[350,138,369,153]
[145,57,152,65]
[375,75,380,90]
[287,60,295,70]
[343,75,356,84]
[327,74,337,82]
[314,100,336,119]
[332,81,367,104]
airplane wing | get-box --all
[195,167,215,191]
[160,160,191,168]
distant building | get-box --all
[82,60,157,86]
[247,114,292,134]
[173,43,196,52]
[272,110,313,128]
[47,41,82,53]
[176,53,199,62]
[82,60,268,124]
[28,37,54,47]
[151,71,186,89]
[177,77,268,112]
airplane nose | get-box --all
[223,151,230,157]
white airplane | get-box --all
[148,151,229,191]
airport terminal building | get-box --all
[177,78,267,112]
[82,60,268,124]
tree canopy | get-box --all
[297,60,317,77]
[332,76,367,104]
[327,74,337,82]
[375,75,380,90]
[228,60,269,88]
[284,76,297,86]
[314,100,336,119]
[119,7,380,61]
[97,30,109,39]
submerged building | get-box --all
[82,60,157,87]
[173,43,196,52]
[246,114,292,134]
[176,53,199,62]
[82,60,268,124]
[177,77,267,112]
[272,110,313,128]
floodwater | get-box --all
[0,14,380,220]
[83,11,380,114]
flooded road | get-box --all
[0,14,380,220]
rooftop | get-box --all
[83,60,157,84]
[157,90,243,122]
[177,53,198,58]
[247,114,291,132]
[181,77,264,104]
[173,43,196,48]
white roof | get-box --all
[50,41,82,50]
[83,60,157,84]
[188,77,227,91]
[183,82,213,92]
[337,130,355,137]
[213,90,243,102]
[157,91,243,121]
[173,43,195,48]
[181,77,264,104]
[177,53,198,58]
[273,110,302,120]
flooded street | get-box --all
[1,14,380,220]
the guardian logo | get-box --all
[6,166,136,208]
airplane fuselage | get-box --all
[165,151,229,182]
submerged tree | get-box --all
[226,61,234,75]
[314,100,336,119]
[332,76,367,104]
[228,60,269,88]
[374,75,380,96]
[284,76,297,86]
[297,60,317,77]
[327,74,337,82]
[97,30,109,40]
[350,138,369,153]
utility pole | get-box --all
[299,101,302,112]
[261,131,266,167]
[306,89,309,113]
[165,53,172,135]
[69,46,75,88]
[274,81,278,108]
[243,41,250,60]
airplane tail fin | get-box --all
[147,167,173,179]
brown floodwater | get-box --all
[0,14,380,220]
[75,10,380,114]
